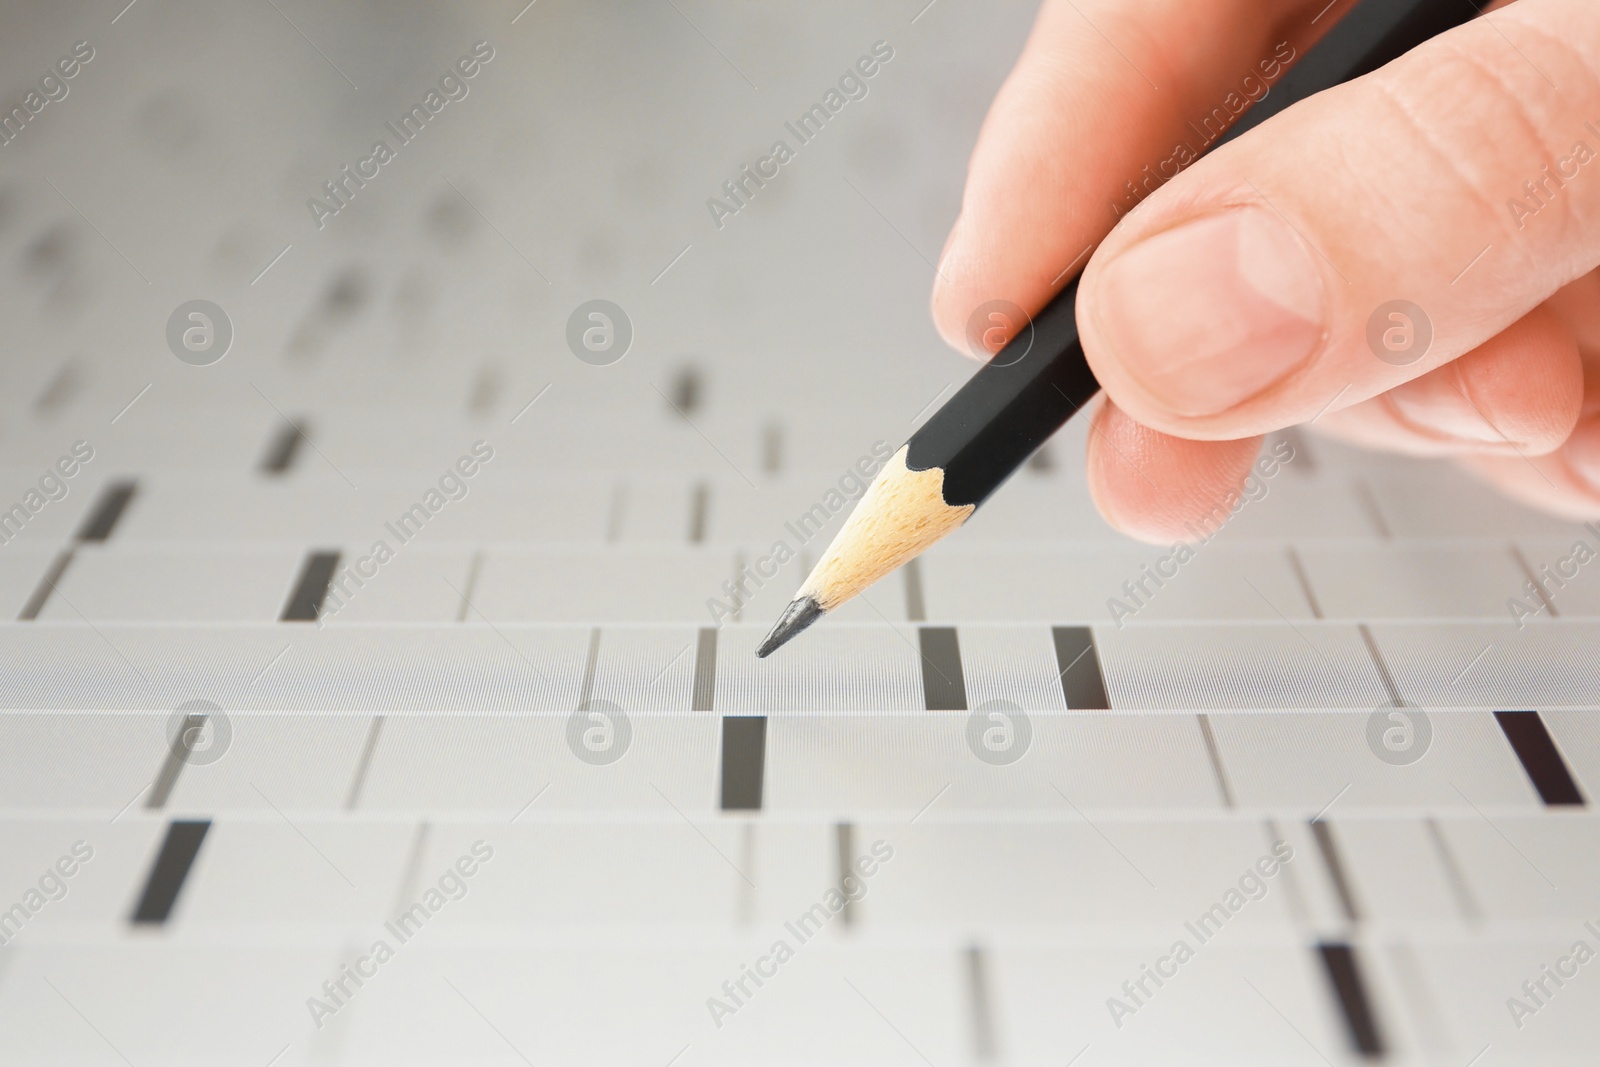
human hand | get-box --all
[931,0,1600,540]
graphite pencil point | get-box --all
[756,596,824,658]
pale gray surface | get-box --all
[0,1,1596,1065]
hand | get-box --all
[930,0,1600,541]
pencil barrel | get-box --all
[905,277,1098,507]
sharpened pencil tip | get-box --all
[756,596,824,658]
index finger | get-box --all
[930,0,1357,355]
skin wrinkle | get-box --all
[1323,46,1529,261]
[1376,387,1503,451]
[1428,32,1554,158]
[1494,10,1600,98]
[1458,15,1600,246]
[1269,14,1600,302]
[1441,45,1598,243]
[1359,74,1526,261]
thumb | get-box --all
[1077,0,1600,440]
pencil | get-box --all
[757,0,1482,658]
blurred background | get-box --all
[2,2,1599,1065]
[0,0,1020,451]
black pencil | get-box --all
[757,0,1483,657]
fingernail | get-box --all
[1092,207,1326,417]
[1566,419,1600,491]
[1388,371,1508,444]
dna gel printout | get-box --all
[0,1,1596,1064]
